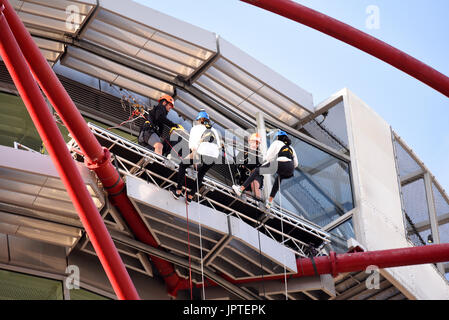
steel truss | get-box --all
[69,123,330,258]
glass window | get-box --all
[273,133,354,228]
[0,269,63,300]
[69,288,110,300]
[0,92,71,152]
[326,219,355,253]
[302,101,349,154]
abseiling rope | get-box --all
[195,166,207,300]
[279,175,288,300]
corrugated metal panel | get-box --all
[11,0,96,35]
[126,175,298,281]
[76,1,217,79]
[62,46,174,100]
[193,37,313,127]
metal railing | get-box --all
[69,123,331,257]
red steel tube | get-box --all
[228,243,449,285]
[86,150,189,297]
[241,0,449,98]
[0,0,103,164]
[0,8,139,300]
[0,0,185,297]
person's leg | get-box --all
[189,160,214,198]
[268,161,294,204]
[175,159,192,193]
[153,142,163,155]
[269,174,281,200]
[148,133,163,155]
[241,168,259,190]
[251,180,261,198]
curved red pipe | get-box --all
[0,0,185,298]
[241,0,449,98]
[0,8,139,300]
[214,243,449,286]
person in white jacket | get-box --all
[232,130,298,209]
[171,110,221,203]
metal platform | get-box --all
[69,123,330,258]
[126,175,297,281]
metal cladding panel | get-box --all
[11,0,96,35]
[0,146,104,220]
[228,216,297,273]
[176,90,243,131]
[344,89,449,300]
[77,1,217,78]
[8,235,68,273]
[126,174,228,236]
[192,37,313,126]
[218,38,313,112]
[0,211,81,248]
[125,174,298,280]
[62,47,174,100]
[98,0,217,55]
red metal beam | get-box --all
[241,0,449,98]
[0,0,186,298]
[222,243,449,285]
[0,7,139,300]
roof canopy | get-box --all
[11,0,314,129]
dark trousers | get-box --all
[176,156,215,197]
[242,161,294,199]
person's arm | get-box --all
[292,148,299,168]
[189,125,202,153]
[263,141,280,163]
[212,128,221,148]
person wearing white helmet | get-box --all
[232,130,298,209]
[171,110,221,203]
[138,94,181,155]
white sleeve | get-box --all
[292,148,299,168]
[263,141,280,163]
[212,128,222,147]
[189,126,203,151]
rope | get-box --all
[185,174,193,300]
[256,224,266,298]
[278,175,288,300]
[160,133,194,299]
[195,166,206,300]
[223,147,236,187]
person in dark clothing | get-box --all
[232,130,298,209]
[138,94,180,155]
[170,111,221,204]
[235,133,264,199]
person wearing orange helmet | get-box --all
[234,132,264,199]
[138,94,180,155]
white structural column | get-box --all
[423,172,445,274]
[256,112,272,202]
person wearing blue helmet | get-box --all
[171,110,221,203]
[232,130,298,209]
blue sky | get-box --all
[136,0,449,192]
